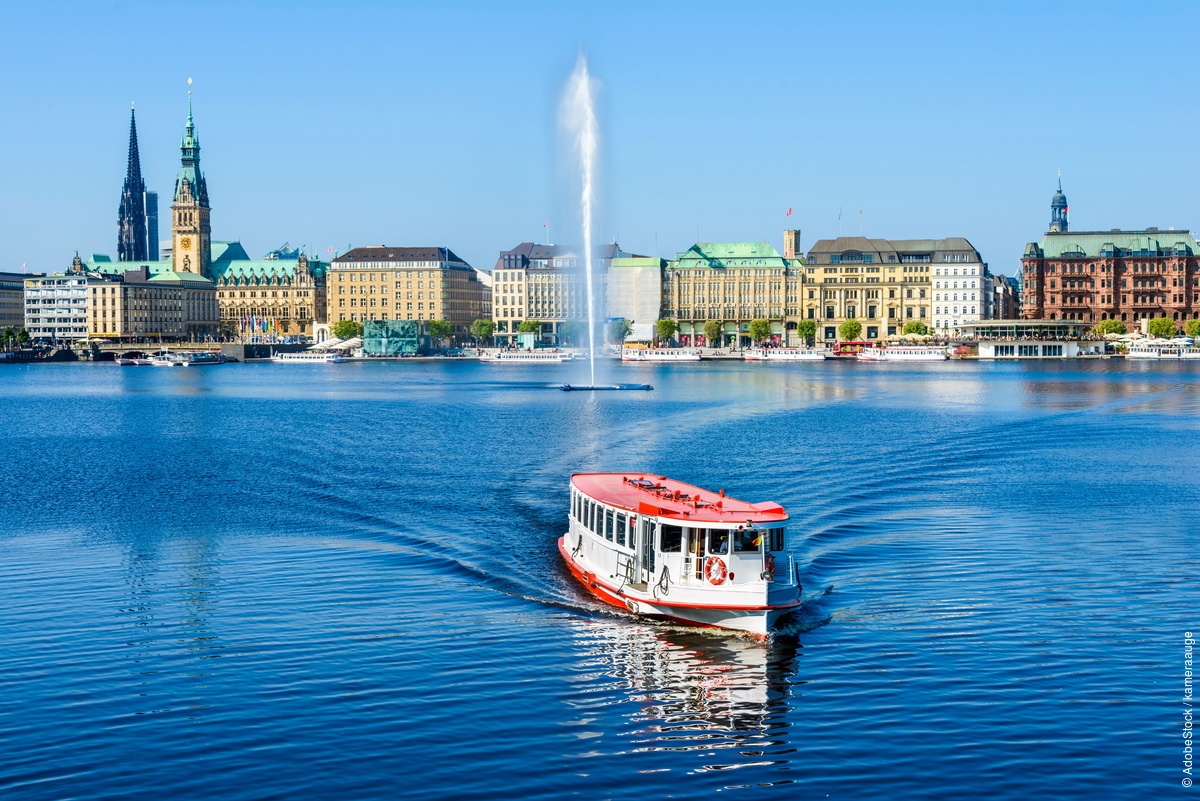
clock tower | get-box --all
[171,84,211,276]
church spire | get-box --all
[1049,170,1068,233]
[118,104,149,261]
[174,81,208,206]
[171,79,212,276]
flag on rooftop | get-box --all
[786,207,792,216]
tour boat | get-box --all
[743,347,827,361]
[480,350,573,363]
[1126,342,1200,360]
[115,356,150,366]
[621,348,702,362]
[271,351,347,363]
[560,473,802,635]
[148,351,187,366]
[857,345,948,362]
[148,350,227,366]
[184,351,227,366]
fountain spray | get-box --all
[562,54,599,387]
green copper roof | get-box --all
[211,258,328,283]
[666,241,798,270]
[678,242,782,260]
[80,249,327,284]
[1032,230,1196,259]
[211,241,251,262]
[83,258,170,274]
[148,270,213,285]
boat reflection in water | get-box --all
[563,618,802,771]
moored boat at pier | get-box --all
[743,347,826,361]
[480,350,574,363]
[857,345,948,361]
[621,348,702,362]
[560,473,802,635]
[1126,341,1200,360]
[271,351,347,363]
[148,350,227,366]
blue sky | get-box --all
[1,0,1196,276]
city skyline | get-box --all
[2,1,1197,276]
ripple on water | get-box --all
[0,361,1191,800]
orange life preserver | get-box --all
[763,554,776,581]
[704,556,728,585]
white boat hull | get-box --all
[1127,345,1200,360]
[559,538,798,635]
[480,351,573,363]
[743,348,826,361]
[621,349,702,362]
[271,353,347,363]
[857,346,947,361]
[148,351,226,366]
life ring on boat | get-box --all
[704,556,728,585]
[763,554,776,581]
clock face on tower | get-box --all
[180,237,193,249]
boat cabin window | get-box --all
[659,524,683,552]
[604,509,615,541]
[708,529,730,555]
[588,500,598,534]
[615,512,627,547]
[734,529,761,553]
[769,528,785,551]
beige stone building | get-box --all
[25,260,217,342]
[661,241,809,346]
[657,232,969,346]
[91,267,218,339]
[802,236,947,343]
[329,246,490,341]
[491,242,638,345]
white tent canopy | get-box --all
[308,337,349,351]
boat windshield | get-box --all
[708,530,729,554]
[734,529,761,552]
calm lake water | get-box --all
[1,359,1196,800]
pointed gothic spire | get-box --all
[118,106,149,261]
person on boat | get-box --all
[734,529,761,552]
[710,531,729,554]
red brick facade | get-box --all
[1021,231,1200,325]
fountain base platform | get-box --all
[560,383,653,392]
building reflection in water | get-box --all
[564,618,802,770]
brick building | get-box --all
[1021,183,1198,324]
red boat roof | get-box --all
[571,473,787,524]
